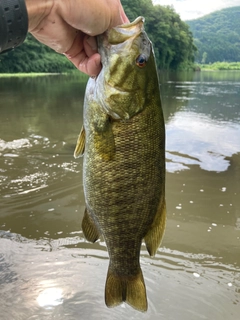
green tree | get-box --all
[0,34,75,73]
[201,52,208,64]
[0,1,196,72]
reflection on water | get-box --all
[167,112,240,172]
[162,71,240,173]
[0,72,240,319]
[37,288,64,308]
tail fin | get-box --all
[105,268,147,312]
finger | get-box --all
[119,4,130,24]
[66,51,101,77]
[64,32,101,76]
[84,36,98,57]
[79,53,102,76]
[65,50,101,77]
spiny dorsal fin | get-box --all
[74,125,85,158]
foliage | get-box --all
[0,34,75,73]
[121,0,196,70]
[0,1,196,72]
[186,6,240,63]
[199,62,240,70]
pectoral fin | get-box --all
[144,198,166,257]
[94,116,115,161]
[82,208,100,243]
[74,126,85,158]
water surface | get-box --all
[0,71,239,319]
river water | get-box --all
[0,71,239,320]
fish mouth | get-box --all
[108,17,144,45]
[97,16,146,68]
[98,16,145,50]
[113,16,145,34]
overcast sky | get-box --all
[152,0,240,20]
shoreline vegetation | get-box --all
[1,61,240,77]
[196,62,240,71]
[0,73,61,77]
[0,71,89,78]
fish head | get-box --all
[96,17,157,120]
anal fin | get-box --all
[82,208,100,243]
[105,268,147,312]
[144,198,166,257]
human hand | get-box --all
[26,0,129,76]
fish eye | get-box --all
[136,54,147,68]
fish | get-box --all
[74,16,166,312]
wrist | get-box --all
[25,0,54,32]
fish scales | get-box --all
[74,16,166,312]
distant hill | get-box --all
[186,6,240,63]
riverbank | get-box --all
[0,71,89,78]
[0,73,62,77]
[196,62,240,71]
[1,62,240,78]
[0,72,89,82]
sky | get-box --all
[152,0,240,20]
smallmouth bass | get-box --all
[74,16,166,312]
